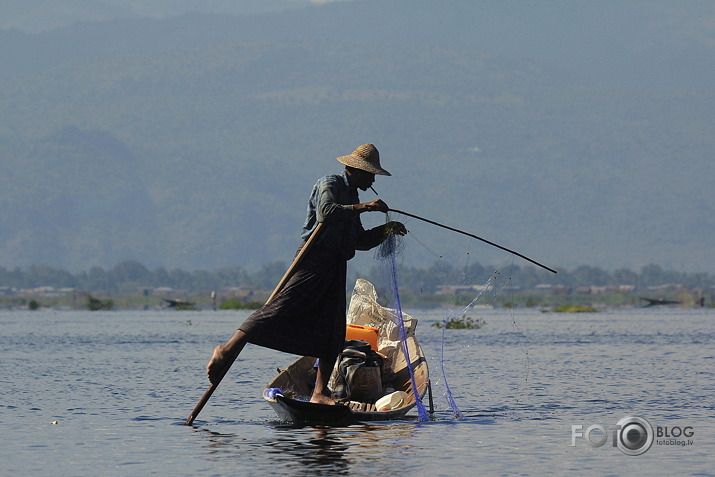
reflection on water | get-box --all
[268,426,353,474]
[195,421,422,475]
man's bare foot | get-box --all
[309,393,337,405]
[207,345,229,384]
[205,330,248,384]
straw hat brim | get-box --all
[336,154,391,176]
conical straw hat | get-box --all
[336,143,391,176]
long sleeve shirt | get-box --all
[301,171,386,260]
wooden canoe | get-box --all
[264,331,429,423]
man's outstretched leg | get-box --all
[207,329,249,384]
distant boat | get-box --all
[640,296,705,307]
[640,297,681,306]
[162,298,196,309]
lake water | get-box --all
[2,307,714,476]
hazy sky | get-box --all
[0,0,354,32]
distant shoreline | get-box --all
[2,287,710,312]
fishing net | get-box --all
[375,221,406,260]
[375,225,432,421]
[373,212,532,420]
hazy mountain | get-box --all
[1,0,713,273]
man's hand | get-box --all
[385,221,407,236]
[358,199,389,213]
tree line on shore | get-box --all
[1,260,713,295]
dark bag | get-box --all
[331,340,384,402]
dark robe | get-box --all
[238,244,346,359]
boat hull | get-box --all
[267,394,416,424]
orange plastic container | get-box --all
[345,324,379,350]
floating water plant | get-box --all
[86,295,114,311]
[551,304,599,313]
[431,315,486,329]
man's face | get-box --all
[350,169,376,191]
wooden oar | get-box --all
[183,222,325,426]
[389,208,557,274]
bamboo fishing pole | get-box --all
[388,208,557,274]
[183,223,325,426]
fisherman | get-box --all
[206,143,407,405]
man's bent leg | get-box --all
[310,355,338,405]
